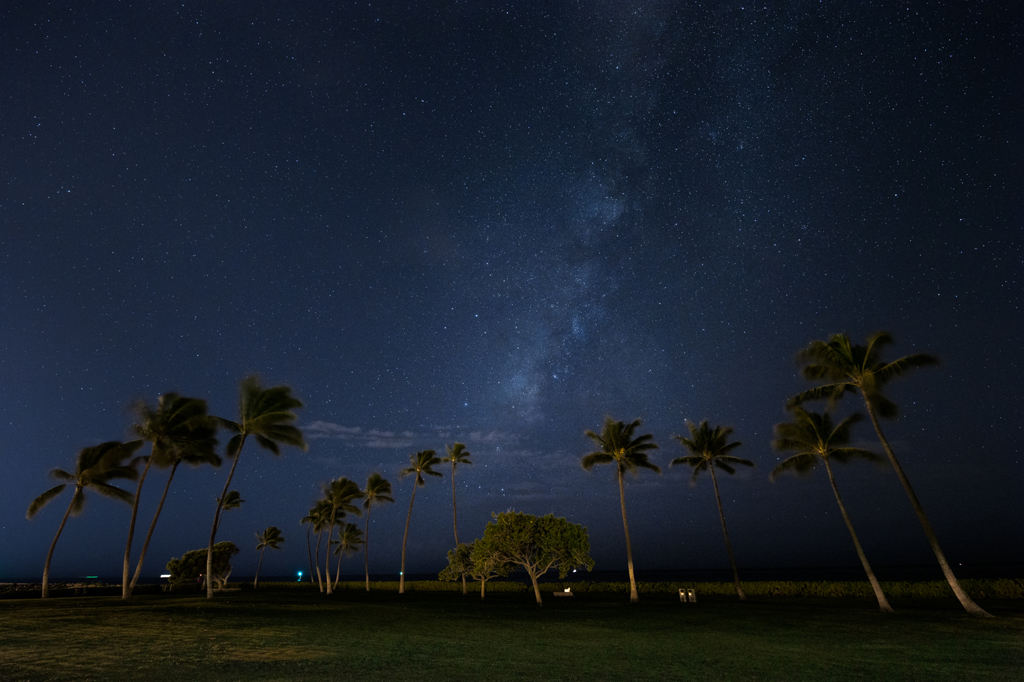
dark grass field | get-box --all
[1,589,1021,681]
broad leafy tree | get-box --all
[672,420,753,600]
[441,442,473,594]
[790,331,990,617]
[582,416,659,603]
[27,440,142,598]
[207,376,306,598]
[123,395,219,598]
[771,407,892,612]
[168,541,239,591]
[321,477,363,595]
[439,539,511,600]
[398,450,442,594]
[481,511,594,606]
[361,472,395,591]
[253,526,284,588]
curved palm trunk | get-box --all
[709,466,746,600]
[451,465,466,595]
[207,437,246,599]
[41,488,81,599]
[863,398,991,617]
[617,467,640,604]
[325,522,335,595]
[822,457,893,612]
[305,525,314,583]
[254,547,266,589]
[399,485,418,594]
[364,507,372,591]
[122,450,155,599]
[333,547,343,589]
[314,526,325,592]
[128,461,181,594]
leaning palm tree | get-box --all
[306,499,333,592]
[672,420,753,600]
[441,442,473,594]
[27,441,142,598]
[398,450,443,594]
[361,472,395,591]
[321,477,363,595]
[207,375,306,598]
[790,331,990,617]
[122,394,217,599]
[123,396,219,598]
[771,407,893,612]
[330,522,365,589]
[582,417,660,604]
[253,526,284,588]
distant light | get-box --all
[160,574,171,579]
[85,576,98,579]
[297,571,303,582]
[399,571,403,575]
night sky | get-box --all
[1,2,1020,584]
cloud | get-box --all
[303,421,415,448]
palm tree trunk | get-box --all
[305,525,314,583]
[822,457,893,612]
[617,467,639,604]
[863,398,991,617]
[324,521,334,595]
[364,507,372,591]
[314,527,324,592]
[129,461,180,594]
[399,485,417,594]
[42,488,80,599]
[709,466,746,600]
[122,450,155,599]
[254,547,266,589]
[333,548,342,589]
[207,437,246,599]
[451,466,466,595]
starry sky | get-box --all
[1,2,1020,584]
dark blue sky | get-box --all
[1,1,1020,583]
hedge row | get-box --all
[249,578,1024,599]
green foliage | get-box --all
[481,511,594,603]
[167,541,239,590]
[671,421,752,483]
[256,526,284,551]
[582,417,659,474]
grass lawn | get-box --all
[1,588,1021,681]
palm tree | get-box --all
[306,499,333,592]
[582,416,660,603]
[207,375,306,598]
[362,472,395,591]
[300,508,318,585]
[771,407,893,612]
[330,522,365,589]
[253,526,285,588]
[790,331,990,617]
[123,396,219,598]
[321,477,363,595]
[27,441,142,598]
[441,442,473,594]
[672,420,753,600]
[398,450,443,594]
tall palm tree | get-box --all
[441,442,473,594]
[362,472,394,591]
[582,417,660,604]
[306,499,333,592]
[790,331,990,617]
[253,526,284,588]
[123,396,219,598]
[330,522,365,589]
[771,407,893,612]
[27,441,142,598]
[672,420,753,600]
[124,411,219,593]
[398,450,442,594]
[300,508,318,585]
[321,477,363,595]
[207,375,306,598]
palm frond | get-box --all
[581,452,614,469]
[875,353,940,385]
[90,481,134,504]
[26,484,67,519]
[48,468,74,481]
[829,447,886,465]
[770,454,818,480]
